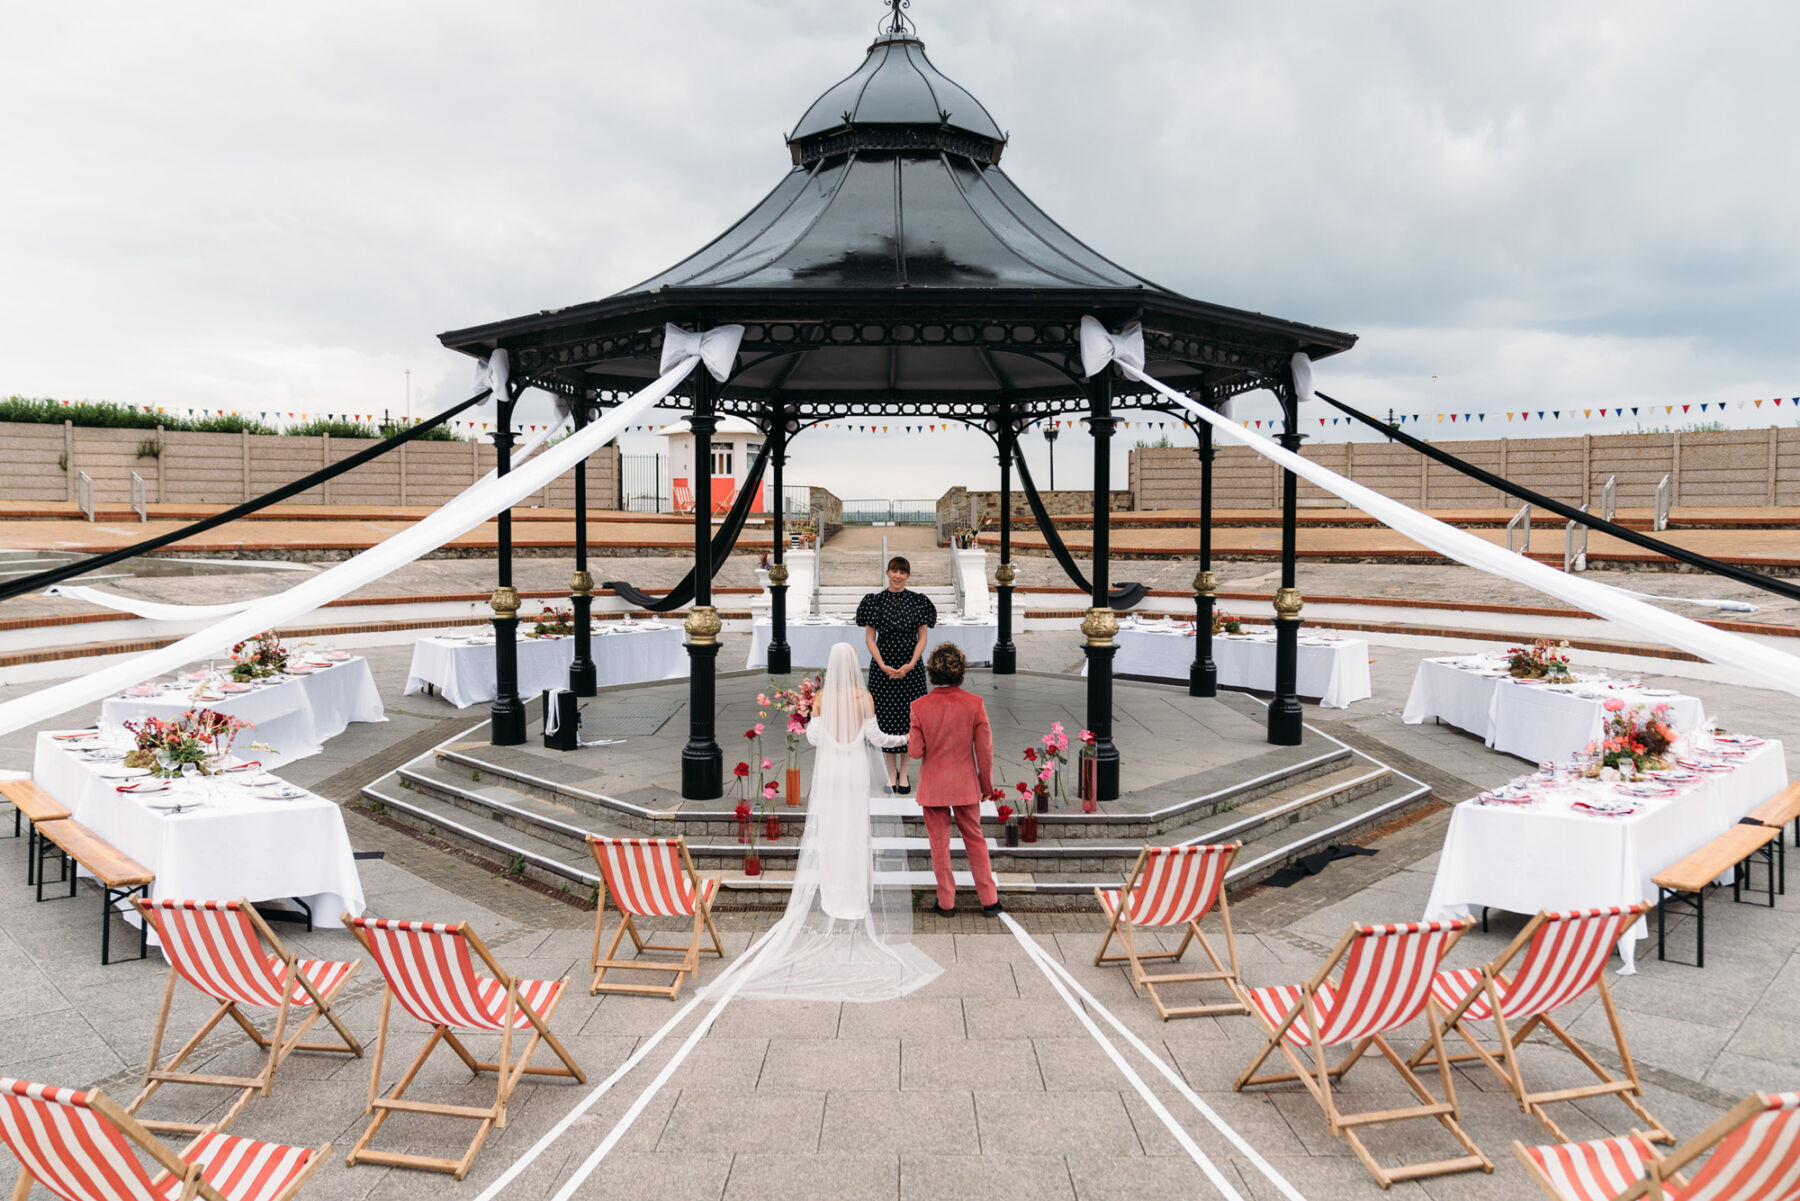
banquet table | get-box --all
[745,619,999,671]
[100,656,385,769]
[1094,624,1373,709]
[1424,738,1786,971]
[405,623,686,708]
[1402,656,1707,765]
[32,731,365,927]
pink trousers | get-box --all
[921,803,998,909]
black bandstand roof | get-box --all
[439,10,1356,428]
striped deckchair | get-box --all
[128,899,361,1136]
[588,836,723,1000]
[1412,903,1671,1145]
[1513,1091,1800,1201]
[1234,919,1492,1188]
[342,917,584,1180]
[0,1077,328,1201]
[1093,843,1246,1019]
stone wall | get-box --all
[1129,427,1800,511]
[808,486,844,543]
[936,486,1133,537]
[1,421,623,510]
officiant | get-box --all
[856,556,937,793]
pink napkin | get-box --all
[116,781,169,794]
[52,730,98,741]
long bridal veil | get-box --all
[721,642,943,1003]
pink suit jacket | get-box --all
[906,685,994,808]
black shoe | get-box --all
[897,783,912,795]
[931,904,957,918]
[982,900,1004,917]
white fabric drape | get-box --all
[1076,317,1800,698]
[0,326,741,737]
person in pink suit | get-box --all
[906,643,1002,917]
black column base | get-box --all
[1267,619,1304,746]
[1084,641,1121,802]
[489,616,527,746]
[1190,656,1217,698]
[994,585,1016,675]
[992,642,1017,674]
[682,641,723,799]
[569,594,597,697]
[766,644,791,676]
[768,583,791,676]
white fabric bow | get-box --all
[1078,316,1145,379]
[474,347,510,400]
[1289,352,1314,405]
[661,323,746,382]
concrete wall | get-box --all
[1129,427,1800,511]
[809,486,844,543]
[1,421,622,509]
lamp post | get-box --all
[1044,425,1059,491]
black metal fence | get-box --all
[842,499,935,525]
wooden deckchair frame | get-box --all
[1093,843,1247,1019]
[127,898,362,1136]
[1411,902,1671,1145]
[1512,1093,1790,1201]
[341,917,585,1181]
[1233,920,1493,1189]
[588,835,723,1000]
[1,1082,330,1201]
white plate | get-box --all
[255,785,307,800]
[98,765,150,779]
[146,797,204,812]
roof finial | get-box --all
[882,0,912,37]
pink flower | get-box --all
[1603,698,1626,712]
[753,722,765,737]
[762,782,779,799]
[1041,734,1056,749]
[787,716,805,735]
[761,758,772,772]
[756,693,770,706]
[1038,765,1053,783]
[1079,729,1095,745]
[1051,721,1064,735]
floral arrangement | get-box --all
[229,631,287,681]
[1023,721,1074,805]
[790,519,818,548]
[532,608,575,637]
[1507,637,1573,679]
[1584,700,1677,774]
[123,708,255,778]
[1211,609,1244,636]
[735,800,758,853]
[760,674,823,768]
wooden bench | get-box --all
[35,820,153,965]
[1650,822,1781,968]
[1746,783,1800,895]
[0,780,72,887]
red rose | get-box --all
[734,802,751,821]
[1016,781,1032,796]
[733,762,750,777]
[996,804,1013,823]
[1023,747,1038,762]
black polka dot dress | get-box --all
[856,588,938,736]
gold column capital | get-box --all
[994,562,1016,587]
[767,562,789,586]
[569,570,593,597]
[684,604,722,645]
[1081,606,1119,647]
[1193,569,1216,598]
[1273,587,1304,621]
[489,586,520,618]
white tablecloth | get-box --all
[1403,657,1707,765]
[745,620,1000,671]
[100,658,385,769]
[1097,626,1373,709]
[1424,739,1786,971]
[405,624,687,708]
[32,732,365,927]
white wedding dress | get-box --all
[720,644,944,1003]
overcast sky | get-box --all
[5,1,1797,499]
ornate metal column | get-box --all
[766,402,791,676]
[992,406,1017,674]
[568,394,597,696]
[488,391,526,746]
[1268,371,1305,745]
[682,364,723,798]
[1084,375,1120,800]
[1190,421,1217,697]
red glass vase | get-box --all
[1020,814,1039,843]
[764,814,782,841]
[743,855,762,876]
[736,818,750,844]
[1034,784,1049,815]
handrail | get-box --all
[129,472,147,523]
[1564,504,1589,573]
[1601,475,1617,523]
[1654,474,1672,532]
[1312,389,1800,604]
[1506,503,1531,554]
[75,472,94,522]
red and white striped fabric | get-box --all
[1520,1134,1656,1201]
[1244,981,1338,1049]
[350,919,563,1032]
[592,838,714,917]
[1672,1092,1800,1201]
[1098,845,1231,927]
[141,899,355,1009]
[0,1078,317,1201]
[1430,907,1638,1022]
[1247,922,1462,1049]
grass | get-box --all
[2,395,466,439]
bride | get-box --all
[720,642,943,1003]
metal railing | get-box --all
[842,499,935,526]
[76,472,94,522]
[1600,475,1617,523]
[1564,504,1589,573]
[1506,503,1531,554]
[129,472,148,523]
[1653,474,1672,532]
[619,452,666,513]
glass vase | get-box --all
[764,814,781,841]
[1021,814,1039,844]
[1003,820,1020,848]
[785,765,802,806]
[1034,784,1049,815]
[743,854,762,877]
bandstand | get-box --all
[437,4,1356,800]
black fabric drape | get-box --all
[0,389,493,604]
[1315,390,1800,605]
[605,439,774,611]
[1009,441,1147,611]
